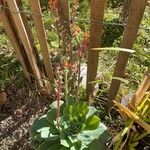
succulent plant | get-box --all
[30,96,111,150]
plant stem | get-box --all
[57,78,61,129]
[64,67,69,100]
[77,55,81,98]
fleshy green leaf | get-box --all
[86,106,97,118]
[89,129,111,150]
[70,141,82,150]
[66,96,76,105]
[68,136,78,144]
[31,115,50,142]
[60,132,72,148]
[33,115,50,131]
[31,140,41,149]
[78,101,89,117]
[37,127,51,138]
[85,115,100,130]
[38,139,60,150]
[49,123,59,135]
[77,123,108,149]
[60,146,70,150]
[47,109,56,123]
[50,100,64,109]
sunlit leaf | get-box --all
[78,123,108,149]
[91,47,135,53]
[85,115,100,130]
[112,77,129,84]
[86,106,97,118]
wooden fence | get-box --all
[0,0,149,107]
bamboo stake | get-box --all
[86,0,106,102]
[57,0,72,60]
[28,0,55,87]
[4,1,34,77]
[108,0,148,107]
[6,0,43,87]
[16,0,40,66]
[0,0,30,80]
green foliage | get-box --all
[0,27,9,46]
[39,0,49,8]
[0,52,21,89]
[102,18,123,47]
[77,0,90,31]
[107,0,124,8]
[30,97,111,150]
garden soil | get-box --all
[0,78,52,150]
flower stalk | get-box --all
[57,78,61,129]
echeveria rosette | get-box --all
[30,98,111,150]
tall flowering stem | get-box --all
[57,78,61,129]
[64,67,69,99]
[72,0,79,23]
[77,32,89,94]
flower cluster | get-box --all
[63,60,76,69]
[71,24,81,36]
[77,32,90,58]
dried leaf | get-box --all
[114,101,150,134]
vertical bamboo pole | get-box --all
[28,0,55,88]
[0,1,30,80]
[86,0,106,102]
[16,0,40,65]
[4,1,35,77]
[6,0,43,87]
[57,0,72,60]
[5,7,34,78]
[107,0,148,107]
[120,0,131,22]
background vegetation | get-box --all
[0,0,149,91]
